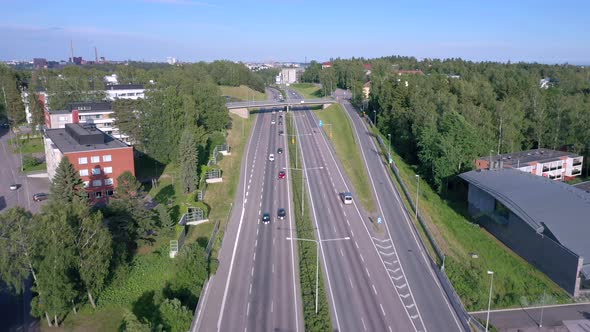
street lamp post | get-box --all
[539,289,546,327]
[289,166,324,215]
[287,236,350,314]
[373,110,377,127]
[415,175,420,221]
[485,270,494,332]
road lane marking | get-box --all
[361,317,367,331]
[406,303,416,309]
[355,240,359,249]
[372,284,377,295]
[380,303,386,316]
[247,302,250,316]
[339,248,344,257]
[349,277,354,289]
[249,284,252,295]
[360,254,365,263]
[366,268,371,278]
[396,283,407,289]
[253,252,256,261]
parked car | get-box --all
[33,193,49,201]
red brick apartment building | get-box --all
[44,123,134,203]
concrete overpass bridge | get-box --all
[226,98,336,118]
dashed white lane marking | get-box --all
[360,253,365,263]
[333,225,337,233]
[350,229,354,237]
[255,239,258,247]
[272,264,275,273]
[361,317,367,331]
[400,293,411,298]
[253,252,256,262]
[406,303,416,309]
[355,241,360,249]
[247,302,250,316]
[388,326,393,332]
[271,300,274,313]
[380,303,386,316]
[251,267,254,277]
[349,276,355,289]
[396,283,408,289]
[365,268,371,278]
[372,284,377,295]
[339,248,344,257]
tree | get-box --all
[50,157,87,204]
[158,298,193,332]
[27,91,46,132]
[72,203,112,308]
[120,310,152,332]
[112,99,145,149]
[167,243,208,308]
[178,127,199,193]
[301,61,322,83]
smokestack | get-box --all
[95,47,99,63]
[70,40,74,63]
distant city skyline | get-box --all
[1,0,589,64]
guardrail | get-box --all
[364,113,485,332]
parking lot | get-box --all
[0,127,49,213]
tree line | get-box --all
[0,157,207,328]
[305,56,590,191]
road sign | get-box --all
[377,217,382,224]
[319,120,323,127]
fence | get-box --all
[364,112,485,332]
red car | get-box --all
[278,171,286,179]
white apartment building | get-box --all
[476,148,584,181]
[105,84,145,101]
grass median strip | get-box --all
[287,112,332,332]
[290,83,322,99]
[313,104,376,214]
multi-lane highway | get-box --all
[336,90,465,331]
[193,92,303,331]
[289,88,421,332]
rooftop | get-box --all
[480,148,580,167]
[68,101,112,112]
[45,123,128,153]
[460,168,590,278]
[105,84,144,90]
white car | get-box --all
[279,109,283,113]
[9,184,18,190]
[269,154,275,162]
[271,119,276,124]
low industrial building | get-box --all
[475,148,583,181]
[44,123,134,204]
[460,168,590,297]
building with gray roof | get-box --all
[460,168,590,297]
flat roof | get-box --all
[106,84,144,90]
[479,148,580,167]
[45,124,129,153]
[68,102,112,112]
[460,168,590,278]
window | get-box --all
[78,157,88,165]
[91,167,101,175]
[91,156,100,163]
[92,180,102,187]
[106,190,114,196]
[58,116,68,121]
[95,115,101,119]
[103,155,112,162]
[79,169,89,176]
[95,191,102,198]
[105,178,114,186]
[104,166,113,174]
[83,181,89,188]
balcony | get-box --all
[573,160,582,167]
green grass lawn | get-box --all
[220,85,266,101]
[290,83,322,99]
[366,125,570,311]
[9,136,44,154]
[23,161,46,173]
[313,104,376,214]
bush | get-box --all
[22,154,40,168]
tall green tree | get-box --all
[112,99,145,149]
[50,157,87,204]
[0,207,37,293]
[178,127,199,193]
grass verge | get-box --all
[287,112,332,331]
[364,120,570,311]
[220,85,266,101]
[9,136,44,154]
[313,104,375,214]
[290,83,322,99]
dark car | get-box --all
[279,130,284,136]
[33,193,49,201]
[0,123,9,129]
[261,212,271,224]
[277,208,286,220]
[278,171,286,179]
[277,148,283,154]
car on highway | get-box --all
[32,193,49,201]
[277,148,283,154]
[271,119,276,124]
[261,212,271,224]
[279,109,282,113]
[279,130,284,136]
[340,192,353,205]
[269,154,275,161]
[278,121,282,125]
[277,208,286,220]
[9,184,18,191]
[278,170,286,179]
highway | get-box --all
[336,90,465,331]
[193,91,303,331]
[289,88,419,332]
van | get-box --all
[341,192,353,205]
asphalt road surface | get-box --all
[193,102,303,330]
[290,88,420,332]
[335,90,464,331]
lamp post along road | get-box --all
[289,166,324,215]
[387,133,391,163]
[485,270,494,332]
[286,236,350,314]
[415,175,420,221]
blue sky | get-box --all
[1,0,589,64]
